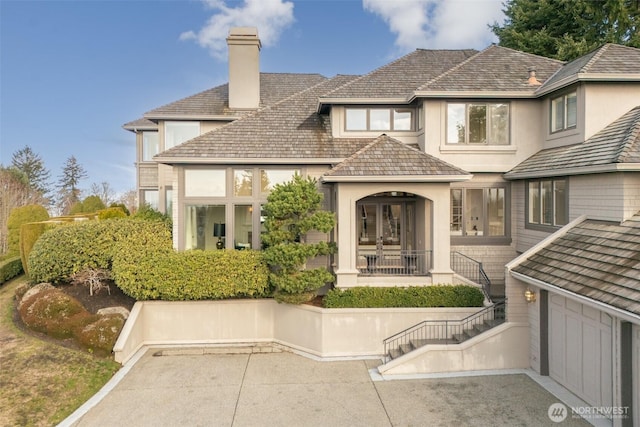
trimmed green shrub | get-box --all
[27,219,172,284]
[97,207,127,220]
[0,256,23,285]
[323,285,485,308]
[132,204,172,229]
[7,204,49,256]
[112,248,269,300]
[19,221,57,277]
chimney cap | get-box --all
[527,67,542,86]
[228,27,259,37]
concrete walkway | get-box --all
[62,346,595,427]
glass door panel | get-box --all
[381,203,402,248]
[358,204,377,246]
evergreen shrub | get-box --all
[7,204,49,255]
[27,219,172,284]
[112,248,269,300]
[323,285,485,308]
[0,256,23,285]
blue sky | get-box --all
[0,0,504,195]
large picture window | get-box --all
[185,169,226,197]
[527,178,568,228]
[450,186,508,240]
[447,103,509,145]
[345,108,415,132]
[142,131,159,161]
[550,92,577,132]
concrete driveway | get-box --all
[63,346,593,427]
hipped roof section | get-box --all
[322,134,471,182]
[505,106,640,179]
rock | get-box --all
[18,283,54,310]
[97,306,130,320]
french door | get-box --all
[357,200,414,252]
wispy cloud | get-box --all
[180,0,295,60]
[363,0,504,52]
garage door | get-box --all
[549,294,613,408]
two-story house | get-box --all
[124,28,640,424]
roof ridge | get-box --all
[416,46,489,90]
[581,44,611,73]
[615,106,640,162]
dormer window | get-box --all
[550,92,577,132]
[345,107,414,132]
[447,103,509,145]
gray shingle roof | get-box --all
[541,44,640,89]
[418,45,563,94]
[123,118,157,131]
[511,213,640,317]
[155,75,376,162]
[320,49,477,99]
[144,73,327,119]
[323,134,470,179]
[505,106,640,179]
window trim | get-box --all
[450,183,511,245]
[550,91,577,134]
[446,102,510,145]
[345,107,416,132]
[525,178,569,231]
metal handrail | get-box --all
[383,299,507,359]
[451,251,491,300]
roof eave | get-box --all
[143,114,241,121]
[410,90,539,100]
[536,73,640,96]
[122,124,158,132]
[317,97,410,112]
[153,157,344,165]
[320,174,473,183]
[504,163,640,180]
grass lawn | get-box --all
[0,276,120,426]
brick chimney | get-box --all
[227,27,261,110]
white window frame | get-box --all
[446,102,510,145]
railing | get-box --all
[357,249,432,275]
[451,251,491,300]
[383,299,507,360]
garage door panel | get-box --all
[549,295,613,409]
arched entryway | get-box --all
[356,192,431,275]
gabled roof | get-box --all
[143,73,327,120]
[538,44,640,94]
[510,213,640,319]
[155,75,376,163]
[416,45,563,96]
[322,134,471,182]
[123,118,157,131]
[319,49,477,101]
[504,106,640,179]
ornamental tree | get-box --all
[261,175,336,304]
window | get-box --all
[142,132,159,161]
[165,121,200,150]
[345,108,415,132]
[141,189,159,210]
[260,169,300,194]
[550,92,577,132]
[185,205,226,250]
[450,186,507,239]
[447,103,509,145]
[234,205,253,250]
[527,178,568,227]
[165,187,173,215]
[185,169,225,197]
[233,169,253,196]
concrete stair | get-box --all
[387,317,505,360]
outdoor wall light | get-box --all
[524,288,536,303]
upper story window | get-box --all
[345,108,414,132]
[447,103,509,145]
[550,92,577,133]
[165,121,200,150]
[185,169,226,197]
[527,178,568,228]
[142,131,159,161]
[260,169,300,194]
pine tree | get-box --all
[11,145,51,198]
[491,0,640,61]
[57,156,87,215]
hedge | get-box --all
[27,219,172,284]
[112,248,269,300]
[0,256,23,285]
[323,285,485,308]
